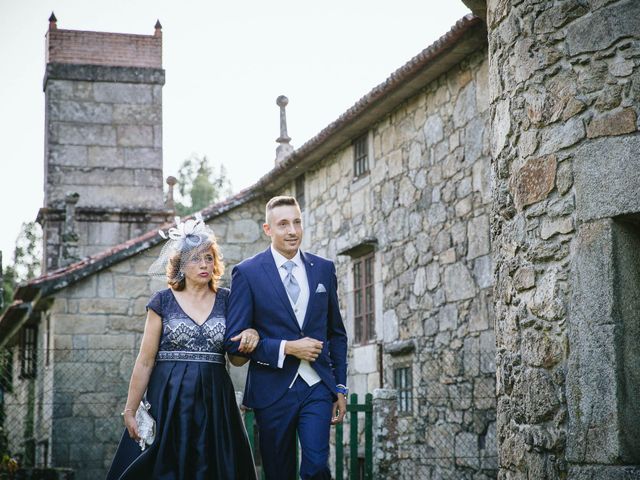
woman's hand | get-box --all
[231,328,260,354]
[123,410,140,442]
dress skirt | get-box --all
[106,360,257,480]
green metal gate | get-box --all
[335,393,373,480]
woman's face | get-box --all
[182,246,215,287]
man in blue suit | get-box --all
[225,195,348,480]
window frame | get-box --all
[394,365,413,415]
[20,325,38,379]
[353,251,375,345]
[353,134,369,179]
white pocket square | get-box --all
[315,283,327,293]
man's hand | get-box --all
[331,393,347,425]
[284,337,323,362]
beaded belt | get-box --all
[156,350,225,364]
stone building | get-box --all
[1,1,639,479]
[481,0,640,478]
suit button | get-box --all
[300,331,304,336]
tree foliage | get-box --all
[170,154,232,216]
[1,222,42,314]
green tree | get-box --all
[12,222,42,283]
[1,222,42,314]
[1,263,16,315]
[170,154,232,216]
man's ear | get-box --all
[263,222,271,237]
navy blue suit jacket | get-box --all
[224,248,348,409]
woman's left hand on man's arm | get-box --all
[230,328,260,354]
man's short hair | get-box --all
[265,196,299,223]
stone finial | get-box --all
[275,95,294,164]
[49,12,58,31]
[165,176,177,211]
[61,192,80,266]
[154,19,162,37]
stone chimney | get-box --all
[38,15,173,272]
[275,95,294,164]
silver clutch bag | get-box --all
[135,399,156,451]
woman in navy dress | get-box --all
[107,215,258,479]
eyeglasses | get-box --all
[187,254,215,264]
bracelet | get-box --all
[120,408,135,416]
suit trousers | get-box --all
[255,377,333,480]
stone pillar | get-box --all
[38,15,172,272]
[372,388,398,478]
[275,95,294,163]
[165,175,177,212]
[60,192,80,267]
[487,0,640,478]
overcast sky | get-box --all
[0,0,470,267]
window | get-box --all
[353,134,369,178]
[394,366,413,414]
[20,326,37,379]
[353,252,375,344]
[37,440,49,468]
[295,174,305,210]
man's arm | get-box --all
[327,261,348,386]
[224,266,285,367]
[327,261,348,424]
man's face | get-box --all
[263,204,303,259]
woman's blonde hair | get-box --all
[166,234,224,292]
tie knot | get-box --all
[282,260,296,274]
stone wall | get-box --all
[44,74,165,213]
[299,48,496,478]
[487,0,640,477]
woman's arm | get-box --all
[122,309,162,441]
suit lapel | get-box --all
[260,248,299,329]
[300,251,317,331]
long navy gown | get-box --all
[106,287,257,480]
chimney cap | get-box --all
[49,12,58,30]
[65,192,80,204]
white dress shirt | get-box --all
[271,245,321,387]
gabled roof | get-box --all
[0,14,486,345]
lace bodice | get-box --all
[146,288,228,363]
